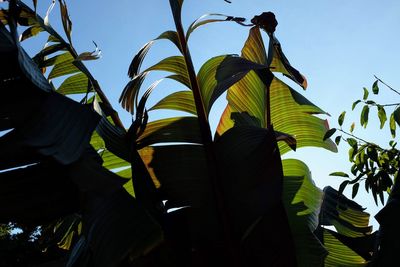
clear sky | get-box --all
[6,0,400,228]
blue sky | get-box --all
[6,0,400,228]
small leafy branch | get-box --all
[324,77,400,205]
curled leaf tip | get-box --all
[251,12,278,34]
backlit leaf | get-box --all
[350,122,355,133]
[149,90,196,115]
[338,111,346,126]
[57,73,89,95]
[47,52,80,79]
[360,105,369,128]
[128,31,181,78]
[20,25,43,42]
[363,87,369,100]
[330,172,349,178]
[377,106,387,129]
[390,113,396,138]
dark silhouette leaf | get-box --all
[323,128,336,141]
[372,80,379,94]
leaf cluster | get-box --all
[327,78,400,205]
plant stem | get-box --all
[169,1,238,265]
[374,75,400,97]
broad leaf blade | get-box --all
[149,90,196,115]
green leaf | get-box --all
[350,122,355,133]
[198,54,269,113]
[33,43,67,65]
[330,172,349,178]
[267,31,307,89]
[338,111,346,126]
[352,100,361,110]
[216,27,335,154]
[323,128,336,141]
[144,56,190,88]
[390,113,396,138]
[372,80,379,94]
[360,105,369,128]
[323,230,368,266]
[362,87,369,100]
[48,52,80,79]
[393,106,400,127]
[347,138,357,148]
[149,90,196,115]
[321,186,372,237]
[20,25,43,42]
[282,159,327,266]
[352,183,360,199]
[377,106,387,129]
[101,150,130,170]
[218,76,336,154]
[127,30,181,78]
[57,73,89,95]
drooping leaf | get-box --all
[96,117,130,162]
[186,13,247,41]
[149,90,196,115]
[32,43,67,65]
[215,26,334,154]
[377,106,387,129]
[360,105,369,128]
[323,229,368,267]
[320,186,372,238]
[144,56,189,87]
[47,52,80,79]
[58,0,73,44]
[57,72,89,95]
[267,31,307,89]
[390,113,396,138]
[128,30,181,78]
[20,25,43,42]
[119,72,147,114]
[197,54,270,113]
[136,117,201,148]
